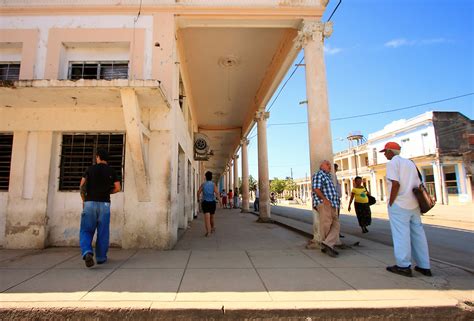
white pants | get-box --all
[388,203,431,269]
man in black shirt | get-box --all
[79,149,121,268]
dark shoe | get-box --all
[415,266,432,277]
[339,234,345,238]
[84,253,94,268]
[321,243,339,257]
[386,265,412,277]
[97,260,107,265]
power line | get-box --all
[267,55,305,113]
[331,93,473,121]
[264,93,473,127]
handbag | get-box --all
[364,187,376,206]
[412,163,436,214]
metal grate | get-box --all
[68,61,129,80]
[59,134,125,191]
[0,134,13,191]
[0,63,20,80]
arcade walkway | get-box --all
[0,208,471,320]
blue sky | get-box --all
[244,0,474,181]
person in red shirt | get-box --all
[227,189,234,209]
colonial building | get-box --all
[0,0,336,249]
[368,111,473,205]
[299,111,473,206]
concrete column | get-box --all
[439,164,449,205]
[229,161,233,194]
[255,109,271,221]
[234,155,239,207]
[241,138,250,212]
[296,20,333,243]
[457,163,468,196]
[370,171,378,200]
[432,161,443,204]
[223,169,227,193]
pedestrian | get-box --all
[334,163,344,238]
[347,176,372,233]
[307,160,341,257]
[221,189,227,209]
[381,142,432,277]
[79,148,121,268]
[197,171,219,237]
[254,188,260,211]
[227,189,234,209]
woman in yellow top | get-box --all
[347,176,372,233]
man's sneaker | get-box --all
[414,266,432,277]
[84,253,94,268]
[386,265,412,277]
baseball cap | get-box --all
[379,142,401,153]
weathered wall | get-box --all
[5,131,53,248]
[0,193,7,246]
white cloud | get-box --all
[384,38,416,48]
[324,44,342,55]
[385,37,450,48]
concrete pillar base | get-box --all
[256,217,273,223]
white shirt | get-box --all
[386,155,421,210]
[255,189,260,198]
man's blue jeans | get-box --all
[388,203,430,269]
[80,201,111,263]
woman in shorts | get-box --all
[197,171,220,236]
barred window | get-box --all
[59,134,125,191]
[68,61,128,80]
[0,63,20,81]
[0,134,13,191]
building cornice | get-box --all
[0,0,324,16]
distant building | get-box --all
[309,111,473,206]
[368,111,473,205]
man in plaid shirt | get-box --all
[309,160,341,257]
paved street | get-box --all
[1,208,472,320]
[266,203,474,271]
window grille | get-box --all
[68,61,129,80]
[0,63,20,81]
[0,134,14,191]
[59,134,125,191]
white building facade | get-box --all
[0,0,336,249]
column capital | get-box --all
[254,110,270,122]
[295,20,333,49]
[240,138,249,145]
[320,0,329,7]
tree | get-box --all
[270,178,286,195]
[248,175,257,192]
[285,178,297,193]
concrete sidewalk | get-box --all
[0,208,472,320]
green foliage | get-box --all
[285,178,297,192]
[270,178,286,195]
[248,175,257,191]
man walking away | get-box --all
[79,149,121,268]
[254,188,260,211]
[381,142,432,277]
[309,160,341,257]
